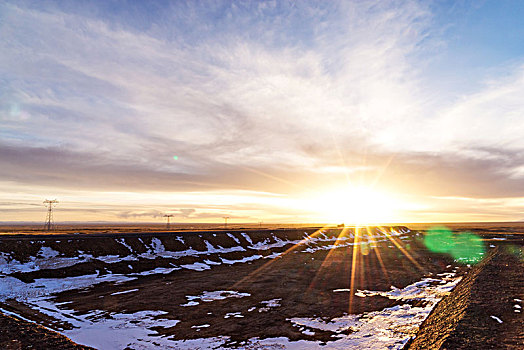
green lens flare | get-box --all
[424,226,454,253]
[173,156,179,160]
[450,232,485,264]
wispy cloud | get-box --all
[1,0,524,222]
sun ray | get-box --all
[349,226,361,314]
[379,226,424,271]
[231,225,332,289]
[307,226,353,291]
[367,228,390,285]
[237,165,306,191]
[358,229,367,300]
[369,154,396,189]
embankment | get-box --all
[406,246,524,349]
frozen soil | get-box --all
[47,240,450,345]
[0,225,522,349]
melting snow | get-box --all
[0,249,93,274]
[150,238,165,253]
[0,274,135,301]
[115,238,133,252]
[490,315,503,323]
[110,288,139,296]
[181,301,200,307]
[259,298,282,312]
[180,262,211,271]
[135,267,179,276]
[96,255,136,263]
[182,290,251,305]
[240,233,254,245]
[191,324,211,328]
[192,324,211,328]
[25,299,180,349]
[278,274,462,349]
[221,255,262,264]
[353,277,460,301]
[227,233,241,245]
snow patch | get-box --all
[240,233,254,245]
[27,299,180,349]
[227,233,241,245]
[280,274,462,349]
[0,274,135,301]
[182,290,251,305]
[110,288,139,296]
[259,298,281,312]
[490,315,503,323]
[180,262,211,271]
[221,255,262,264]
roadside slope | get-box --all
[406,246,524,349]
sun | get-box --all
[304,186,398,225]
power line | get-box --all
[223,216,230,229]
[163,214,174,230]
[43,199,58,231]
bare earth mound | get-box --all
[406,246,524,349]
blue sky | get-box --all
[427,1,524,92]
[1,0,524,223]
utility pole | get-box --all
[259,221,262,229]
[163,214,174,230]
[223,216,230,229]
[43,199,58,231]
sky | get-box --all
[1,0,524,224]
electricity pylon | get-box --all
[223,216,230,229]
[163,214,174,229]
[43,199,58,231]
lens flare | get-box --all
[424,226,454,253]
[424,226,485,264]
[451,232,485,264]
